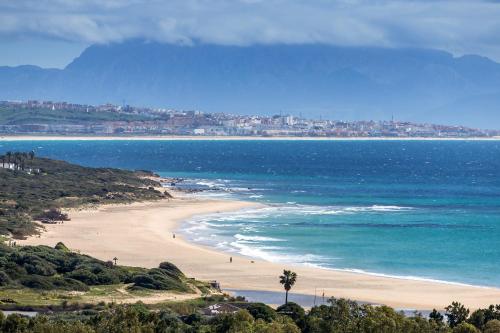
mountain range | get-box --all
[1,40,499,129]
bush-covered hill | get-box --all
[0,242,193,293]
[0,152,169,238]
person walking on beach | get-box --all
[230,256,233,263]
[173,233,176,239]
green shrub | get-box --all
[3,313,29,333]
[54,242,70,252]
[132,274,157,289]
[453,322,480,333]
[96,271,120,285]
[277,302,306,329]
[51,277,89,291]
[159,262,184,277]
[67,268,99,285]
[23,258,57,276]
[485,320,500,333]
[0,271,11,286]
[20,275,53,289]
[130,263,189,291]
[245,302,277,322]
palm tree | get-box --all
[279,270,297,304]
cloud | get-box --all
[1,0,500,60]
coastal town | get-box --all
[0,99,497,138]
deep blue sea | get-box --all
[1,140,499,287]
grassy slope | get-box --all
[0,155,167,238]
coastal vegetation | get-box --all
[0,296,499,332]
[0,152,168,238]
[0,241,198,295]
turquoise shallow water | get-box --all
[1,140,499,287]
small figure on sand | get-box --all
[230,256,233,263]
[173,233,176,239]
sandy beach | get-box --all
[2,135,500,141]
[19,196,500,311]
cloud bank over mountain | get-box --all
[1,1,499,127]
[2,0,500,62]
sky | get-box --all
[1,0,500,68]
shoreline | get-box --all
[2,135,500,141]
[178,203,492,291]
[18,196,500,310]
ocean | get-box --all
[1,140,499,287]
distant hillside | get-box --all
[1,41,500,128]
[0,104,153,125]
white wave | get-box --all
[230,187,252,192]
[184,204,415,231]
[239,204,413,217]
[196,181,223,188]
[370,205,413,211]
[241,226,258,232]
[342,205,413,213]
[183,223,212,234]
[234,234,284,242]
[193,236,208,242]
[230,241,325,265]
[190,191,234,199]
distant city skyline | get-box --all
[2,0,500,68]
[1,99,497,137]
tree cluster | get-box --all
[0,151,35,172]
